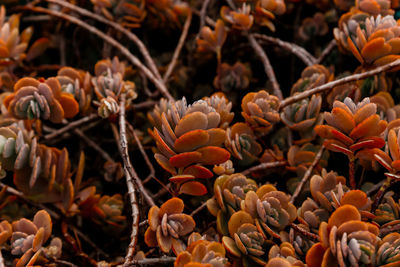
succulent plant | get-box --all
[94,194,126,227]
[334,14,400,67]
[268,241,306,266]
[214,62,251,93]
[3,77,79,123]
[175,239,230,267]
[197,19,227,54]
[356,0,394,16]
[145,198,195,254]
[376,232,400,266]
[207,173,257,235]
[306,205,380,267]
[255,0,286,31]
[56,67,92,114]
[11,210,61,267]
[149,97,231,196]
[225,122,262,166]
[291,64,332,95]
[373,191,400,224]
[244,186,297,239]
[298,13,329,41]
[281,95,323,141]
[280,226,315,257]
[221,5,254,31]
[222,211,266,266]
[241,90,280,136]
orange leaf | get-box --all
[179,181,207,196]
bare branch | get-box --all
[26,6,174,101]
[253,33,316,66]
[44,114,99,140]
[45,0,163,81]
[241,161,287,176]
[316,39,336,64]
[280,59,400,109]
[118,93,140,265]
[248,34,283,100]
[73,129,113,162]
[163,10,192,82]
[290,146,324,203]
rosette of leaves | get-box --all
[11,210,62,267]
[225,122,262,166]
[149,97,231,196]
[0,6,48,67]
[286,144,329,177]
[298,13,329,41]
[370,91,395,120]
[291,65,333,95]
[196,19,227,55]
[356,0,394,16]
[114,0,146,29]
[56,67,92,114]
[213,159,235,176]
[281,95,323,142]
[3,77,79,123]
[175,238,230,267]
[93,194,126,227]
[327,80,361,108]
[222,211,266,266]
[206,173,258,235]
[203,94,234,129]
[376,232,400,266]
[334,14,400,67]
[241,90,280,136]
[280,226,315,257]
[306,205,380,267]
[214,62,251,93]
[145,198,195,255]
[266,257,305,267]
[142,0,189,29]
[268,242,306,266]
[244,186,297,239]
[373,191,400,224]
[221,4,254,31]
[309,170,372,216]
[254,0,286,31]
[315,97,387,188]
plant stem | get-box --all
[371,176,392,212]
[349,156,356,189]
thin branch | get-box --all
[199,0,212,32]
[26,6,174,101]
[248,34,283,100]
[43,114,99,140]
[45,0,163,81]
[241,161,287,176]
[280,59,400,109]
[290,146,325,203]
[290,223,320,242]
[118,93,140,265]
[190,201,207,216]
[127,256,176,266]
[133,100,157,110]
[316,39,336,64]
[253,33,316,66]
[163,10,192,82]
[73,129,113,162]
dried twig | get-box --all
[290,146,324,203]
[241,161,287,176]
[190,201,208,217]
[45,0,163,81]
[118,93,140,265]
[199,0,212,32]
[26,6,174,101]
[248,34,283,100]
[73,129,113,162]
[280,59,400,109]
[163,10,192,82]
[253,33,316,66]
[128,256,176,266]
[133,100,157,110]
[43,114,99,140]
[316,39,336,64]
[290,223,320,242]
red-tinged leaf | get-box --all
[26,38,49,61]
[385,172,400,181]
[153,128,176,158]
[323,140,353,156]
[374,154,393,172]
[59,93,79,118]
[169,152,202,168]
[174,129,209,153]
[196,146,230,165]
[183,165,213,179]
[350,137,385,152]
[169,174,195,184]
[306,243,326,267]
[179,181,207,196]
[315,125,353,145]
[154,153,176,175]
[391,160,400,172]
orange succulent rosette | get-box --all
[3,77,79,123]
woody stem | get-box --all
[371,176,392,212]
[349,156,356,189]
